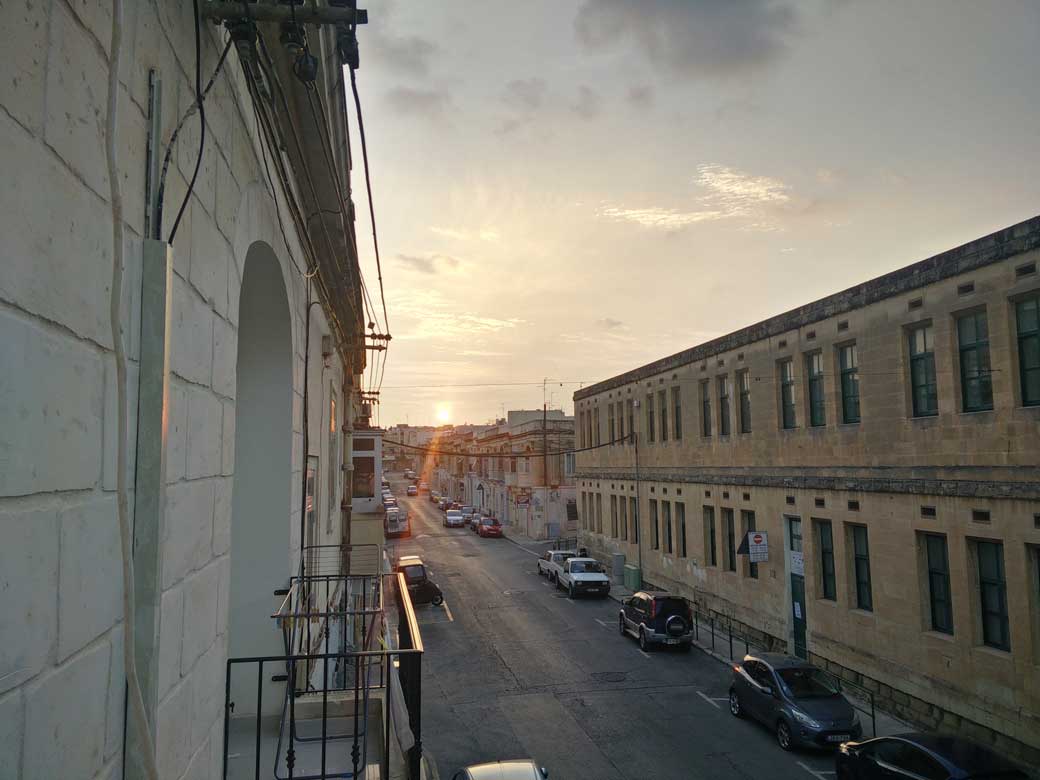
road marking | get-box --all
[797,762,836,779]
[594,618,612,629]
[697,691,721,709]
[541,581,551,588]
[442,601,454,623]
[638,649,651,659]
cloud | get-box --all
[384,87,451,118]
[396,253,461,274]
[389,289,525,340]
[572,85,602,119]
[503,78,547,110]
[430,226,500,242]
[597,163,792,230]
[367,32,437,78]
[626,84,654,109]
[574,0,797,78]
[597,317,626,330]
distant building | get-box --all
[574,217,1040,764]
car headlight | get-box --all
[791,709,821,729]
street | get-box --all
[388,478,840,780]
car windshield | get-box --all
[481,518,499,526]
[461,506,473,513]
[570,560,604,573]
[554,553,575,562]
[777,666,840,698]
[401,565,426,582]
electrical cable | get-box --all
[384,435,629,460]
[167,0,206,245]
[154,35,232,241]
[106,1,160,777]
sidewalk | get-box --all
[501,526,558,557]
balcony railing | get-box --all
[222,558,423,779]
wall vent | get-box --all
[908,297,923,311]
[778,339,788,349]
[1017,261,1037,278]
[921,506,937,518]
[814,497,825,508]
[742,492,751,501]
[837,320,849,332]
[847,500,860,511]
[785,495,796,505]
[806,330,816,341]
[957,282,975,296]
[971,509,991,524]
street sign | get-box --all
[748,531,769,563]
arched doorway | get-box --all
[229,241,293,715]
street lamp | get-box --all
[476,483,484,510]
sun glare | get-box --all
[435,404,451,424]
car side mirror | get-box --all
[761,686,773,697]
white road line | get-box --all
[594,618,612,629]
[541,581,551,588]
[797,762,836,779]
[638,649,651,660]
[697,691,721,709]
[442,601,454,623]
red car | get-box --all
[477,517,503,537]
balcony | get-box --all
[222,544,425,779]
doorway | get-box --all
[787,516,807,658]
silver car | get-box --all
[452,761,548,780]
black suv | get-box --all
[618,591,693,651]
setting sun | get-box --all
[435,404,451,424]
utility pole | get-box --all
[543,401,549,540]
[632,407,643,579]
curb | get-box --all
[502,533,548,558]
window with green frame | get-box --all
[977,540,1010,651]
[851,525,873,611]
[780,359,796,429]
[742,509,758,579]
[701,380,712,436]
[925,534,953,634]
[672,386,682,440]
[704,506,717,566]
[738,370,752,433]
[957,310,993,412]
[1017,295,1040,406]
[718,375,732,436]
[658,390,669,441]
[662,501,672,554]
[619,494,628,541]
[807,352,825,426]
[908,324,938,417]
[723,508,736,571]
[677,502,687,558]
[839,344,860,423]
[650,499,659,549]
[646,394,655,442]
[818,520,836,600]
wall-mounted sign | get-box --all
[740,531,769,563]
[790,550,804,576]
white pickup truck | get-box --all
[536,549,576,583]
[557,557,611,599]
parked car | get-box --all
[477,517,502,537]
[430,491,440,503]
[536,550,576,582]
[835,733,1030,779]
[451,760,548,780]
[419,482,430,493]
[460,505,476,524]
[384,508,409,539]
[438,498,451,511]
[406,485,418,496]
[557,557,610,598]
[395,555,443,605]
[729,653,861,750]
[444,509,464,528]
[619,591,694,651]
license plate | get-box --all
[667,638,680,645]
[827,735,850,743]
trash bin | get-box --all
[611,553,626,583]
[623,564,642,591]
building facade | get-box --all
[574,218,1040,763]
[0,2,398,778]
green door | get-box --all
[788,517,807,659]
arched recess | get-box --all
[229,240,293,716]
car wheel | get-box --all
[431,593,444,606]
[728,689,743,718]
[619,614,628,637]
[638,629,649,652]
[567,583,575,599]
[776,719,792,751]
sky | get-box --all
[347,0,1040,427]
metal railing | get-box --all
[222,572,423,780]
[300,543,381,578]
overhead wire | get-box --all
[384,435,629,460]
[167,0,207,245]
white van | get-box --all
[385,508,410,539]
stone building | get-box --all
[574,217,1040,763]
[0,2,409,779]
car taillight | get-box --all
[649,600,657,619]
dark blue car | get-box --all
[835,733,1030,779]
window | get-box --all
[650,499,659,549]
[596,493,603,533]
[581,492,588,530]
[352,456,375,498]
[610,494,618,537]
[817,520,836,600]
[677,502,687,558]
[723,508,736,571]
[646,394,656,443]
[704,506,717,566]
[780,359,796,429]
[672,387,682,440]
[738,370,752,433]
[924,534,953,634]
[328,394,339,533]
[851,525,873,611]
[630,496,638,543]
[742,510,758,579]
[977,540,1010,650]
[662,501,672,554]
[839,344,860,424]
[579,411,586,448]
[626,399,635,444]
[593,407,601,445]
[701,380,712,436]
[608,403,616,444]
[718,376,731,436]
[807,352,825,427]
[616,401,625,443]
[619,494,628,541]
[1017,295,1040,406]
[658,390,668,441]
[957,311,993,412]
[909,323,938,417]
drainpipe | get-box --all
[299,291,321,585]
[341,380,355,576]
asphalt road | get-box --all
[388,478,840,780]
